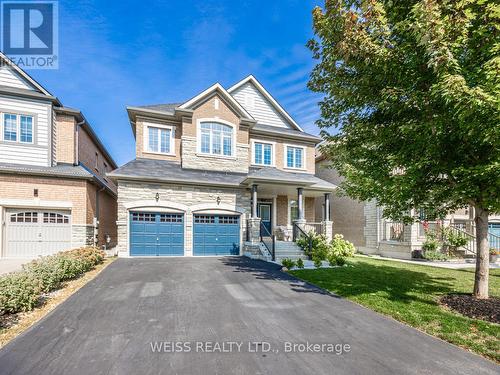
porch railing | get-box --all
[303,222,323,235]
[292,222,312,256]
[260,222,276,261]
[490,232,500,251]
[444,225,476,255]
[382,221,405,242]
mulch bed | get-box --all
[440,294,499,324]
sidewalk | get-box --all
[0,259,31,275]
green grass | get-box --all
[289,256,500,362]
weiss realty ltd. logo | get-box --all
[0,0,58,69]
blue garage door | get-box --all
[130,212,184,256]
[193,215,240,256]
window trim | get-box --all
[0,112,36,145]
[196,118,236,159]
[251,139,275,167]
[143,122,175,156]
[283,144,306,170]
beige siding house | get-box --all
[0,54,117,258]
[315,154,500,259]
[109,75,336,259]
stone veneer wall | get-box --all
[181,136,249,173]
[72,225,94,247]
[116,180,251,256]
[362,200,379,254]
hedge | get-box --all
[0,247,104,315]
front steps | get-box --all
[274,240,308,262]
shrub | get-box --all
[296,258,304,269]
[423,250,449,261]
[0,247,104,315]
[296,231,327,258]
[313,257,323,268]
[0,273,42,314]
[281,258,296,269]
[422,237,440,252]
[327,234,355,266]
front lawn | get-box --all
[289,256,500,362]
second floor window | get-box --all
[254,142,272,166]
[147,125,173,154]
[2,113,33,144]
[199,122,233,156]
[286,146,304,169]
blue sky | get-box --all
[31,0,324,166]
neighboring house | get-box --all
[315,154,500,259]
[0,54,117,259]
[109,75,336,258]
[315,154,366,250]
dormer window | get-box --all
[144,123,174,155]
[198,121,234,157]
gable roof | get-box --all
[0,52,54,96]
[179,83,255,122]
[228,75,303,132]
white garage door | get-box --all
[5,210,72,258]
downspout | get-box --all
[94,185,106,248]
[74,120,85,166]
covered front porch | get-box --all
[242,168,336,261]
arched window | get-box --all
[199,122,233,156]
[10,212,38,223]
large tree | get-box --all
[308,0,500,298]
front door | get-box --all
[258,203,272,235]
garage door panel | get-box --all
[193,215,240,256]
[5,210,71,258]
[130,212,184,256]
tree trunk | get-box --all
[473,206,489,299]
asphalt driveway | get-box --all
[0,257,497,375]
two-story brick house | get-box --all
[109,75,336,258]
[0,54,117,258]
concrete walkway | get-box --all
[0,257,497,374]
[0,259,31,275]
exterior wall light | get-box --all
[155,193,160,202]
[216,196,221,205]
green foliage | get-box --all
[442,228,468,249]
[0,273,41,314]
[422,237,441,252]
[313,257,323,269]
[296,258,305,269]
[309,0,500,222]
[299,232,356,267]
[281,258,296,269]
[0,247,104,315]
[423,250,449,261]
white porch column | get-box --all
[322,193,333,241]
[251,184,258,219]
[248,184,261,243]
[297,187,304,221]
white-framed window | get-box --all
[2,113,34,144]
[144,123,174,155]
[252,140,274,166]
[198,120,234,157]
[285,145,305,169]
[288,199,299,225]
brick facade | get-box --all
[55,114,76,164]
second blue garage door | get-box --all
[130,212,184,256]
[193,215,240,256]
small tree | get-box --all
[308,0,499,298]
